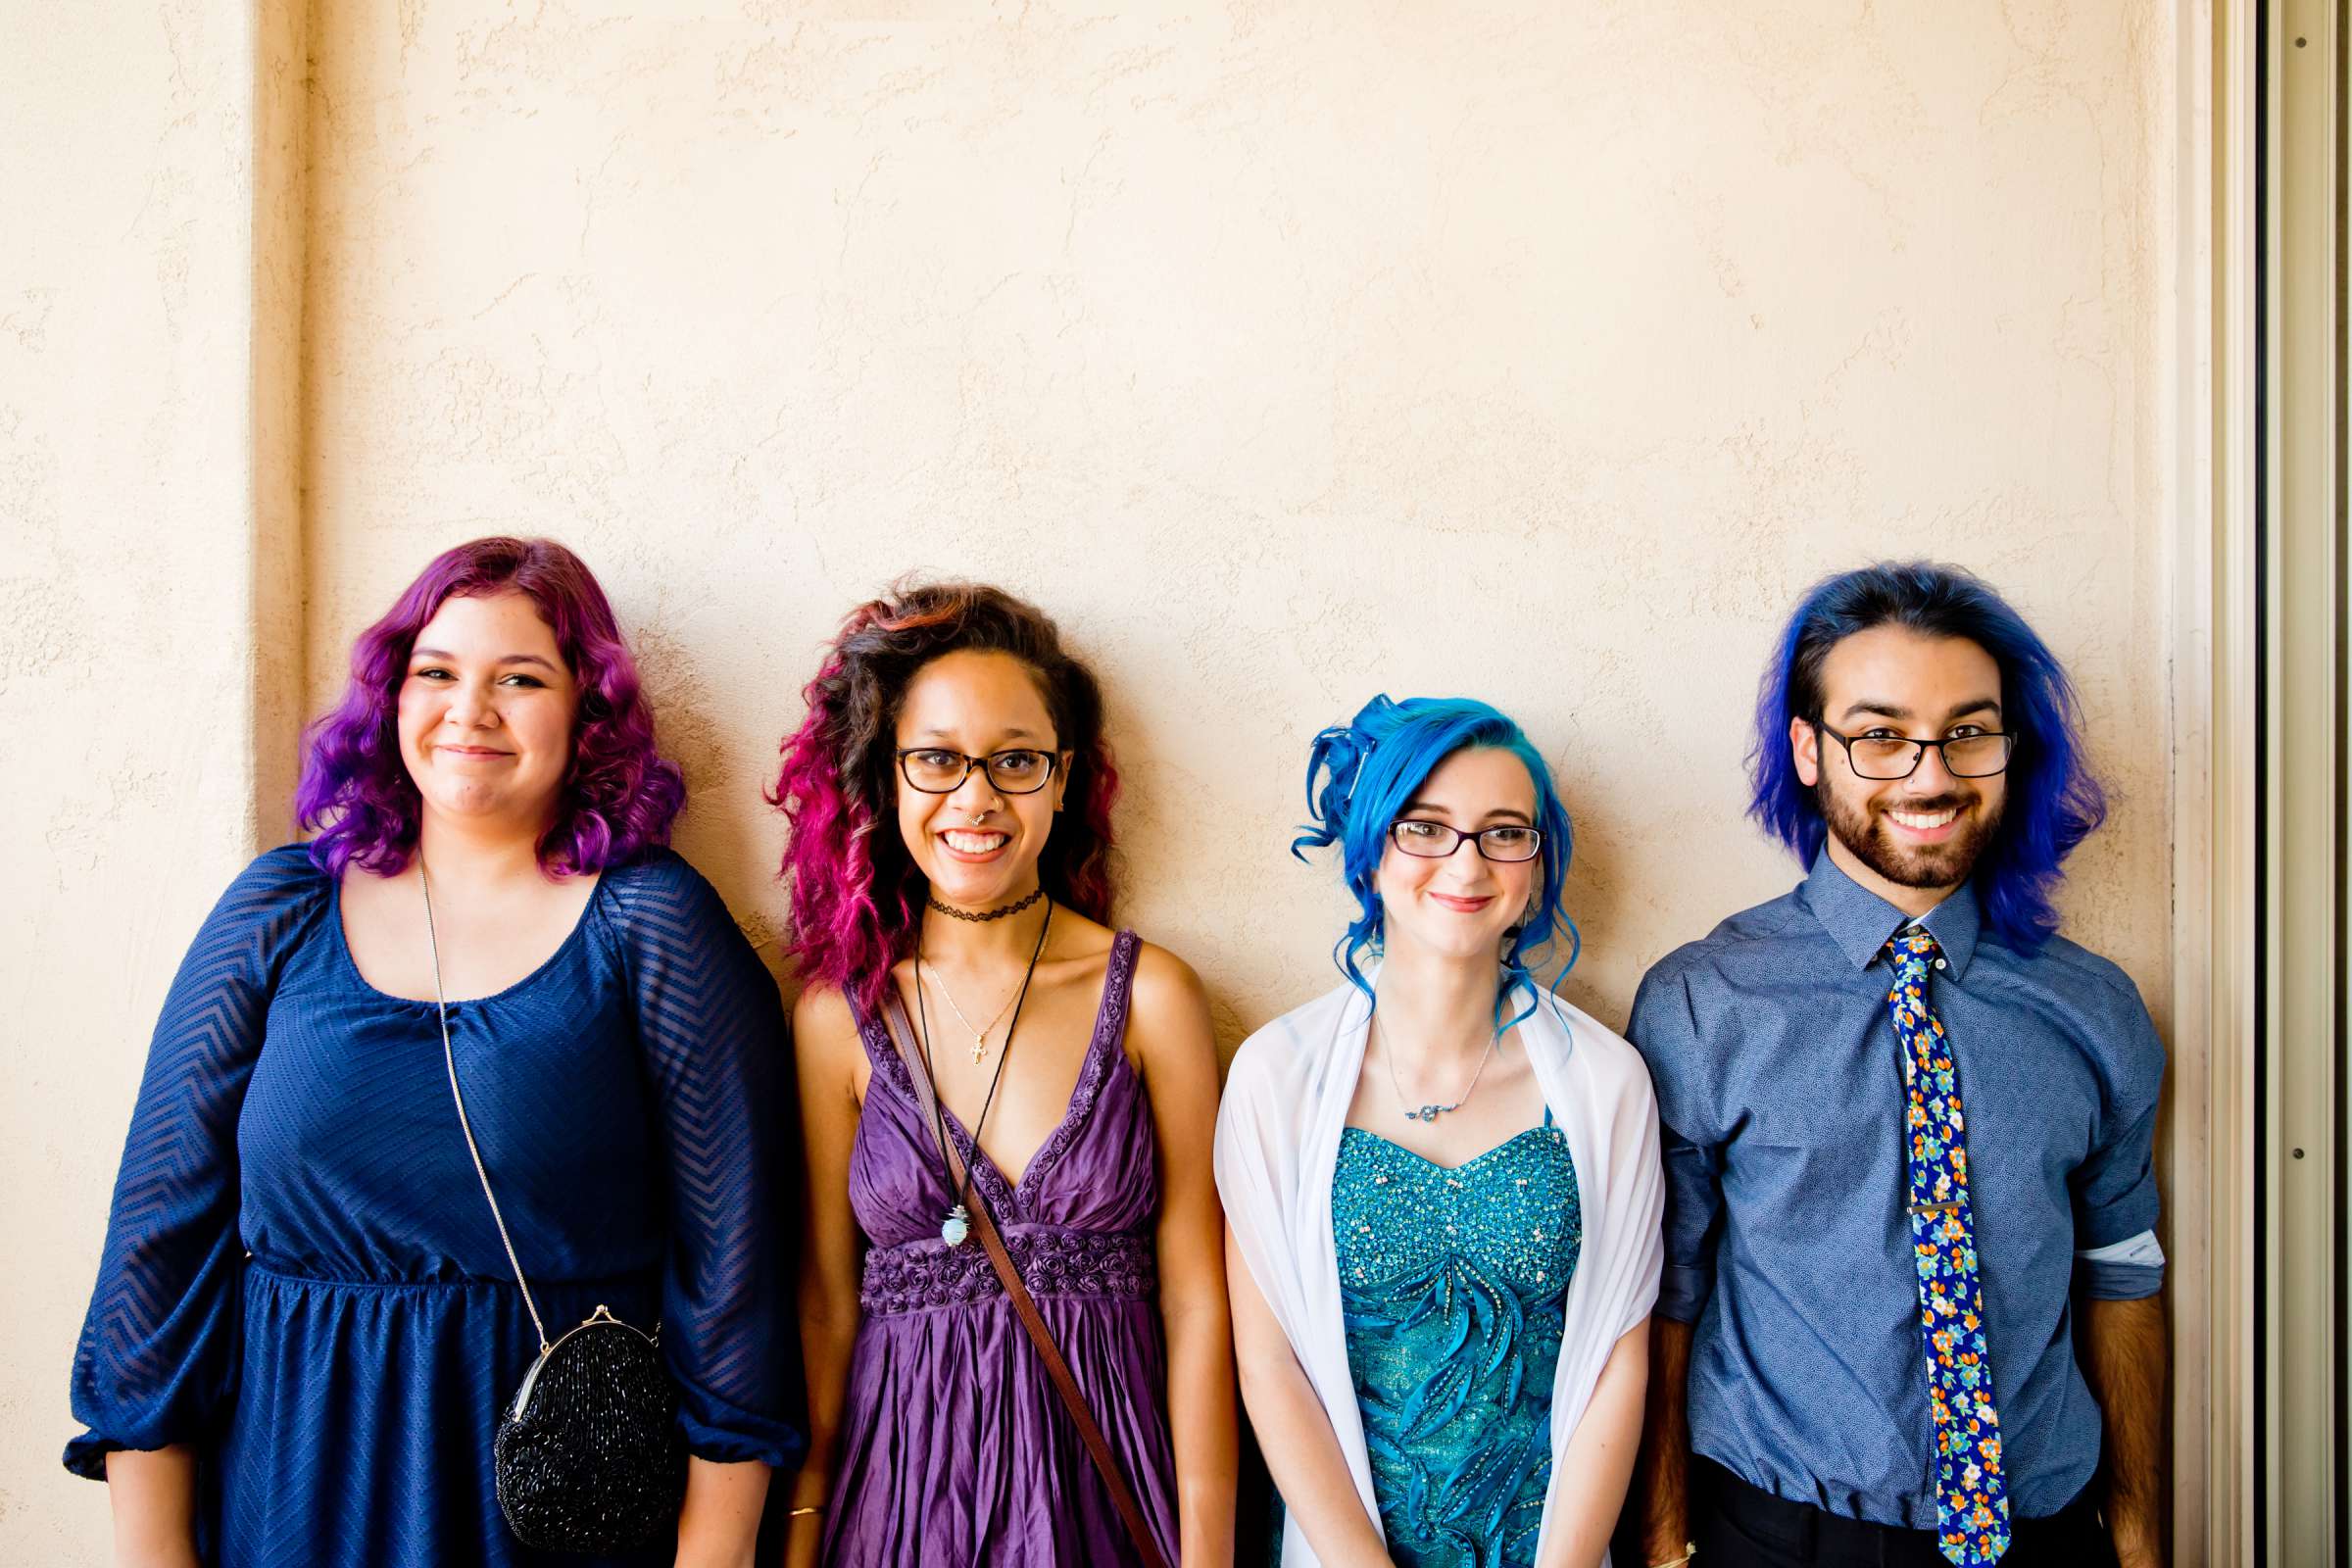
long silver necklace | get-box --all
[914,900,1054,1247]
[921,967,1022,1065]
[1380,1018,1500,1123]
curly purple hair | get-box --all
[771,580,1120,1020]
[295,536,685,878]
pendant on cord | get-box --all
[941,1203,970,1248]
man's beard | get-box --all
[1817,782,2003,891]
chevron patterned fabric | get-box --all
[68,845,805,1566]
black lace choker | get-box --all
[927,887,1046,923]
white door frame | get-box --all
[2182,1,2343,1560]
[2170,0,2258,1561]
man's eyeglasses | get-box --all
[896,748,1061,795]
[1388,819,1544,862]
[1814,724,2017,781]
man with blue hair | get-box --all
[1627,563,2166,1568]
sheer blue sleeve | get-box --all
[66,846,325,1479]
[603,854,807,1468]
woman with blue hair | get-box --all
[1216,696,1663,1568]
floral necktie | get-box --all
[1886,924,2011,1564]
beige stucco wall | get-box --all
[5,2,2180,1558]
[2,1,291,1557]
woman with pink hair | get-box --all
[775,580,1236,1567]
[67,538,803,1567]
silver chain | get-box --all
[421,862,551,1352]
[1379,1017,1500,1124]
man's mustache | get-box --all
[1875,794,1976,816]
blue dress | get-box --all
[1332,1120,1582,1568]
[66,845,804,1567]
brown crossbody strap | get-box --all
[879,989,1173,1568]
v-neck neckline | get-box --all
[890,932,1134,1206]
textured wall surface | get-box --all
[1,1,275,1554]
[7,2,2176,1559]
[304,0,2171,1027]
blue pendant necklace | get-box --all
[913,896,1054,1247]
[1380,1016,1500,1123]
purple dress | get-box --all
[823,930,1181,1567]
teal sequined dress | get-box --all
[1331,1120,1582,1568]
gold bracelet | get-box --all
[1648,1545,1697,1568]
[788,1504,824,1517]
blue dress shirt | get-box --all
[1628,855,2165,1529]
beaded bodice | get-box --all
[1332,1122,1582,1568]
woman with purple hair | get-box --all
[66,538,804,1567]
[773,580,1236,1567]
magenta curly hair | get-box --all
[772,580,1120,1019]
[295,536,685,878]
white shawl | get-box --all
[1214,976,1664,1567]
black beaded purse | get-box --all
[423,870,688,1554]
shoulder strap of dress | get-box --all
[873,987,942,1141]
[844,988,895,1074]
[1098,929,1144,1043]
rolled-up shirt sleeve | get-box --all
[2075,1230,2166,1300]
[1627,959,1722,1324]
[2069,989,2167,1299]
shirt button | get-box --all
[1935,958,1947,970]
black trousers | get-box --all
[1690,1458,2121,1568]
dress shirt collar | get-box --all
[1801,851,1983,981]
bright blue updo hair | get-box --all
[1293,695,1579,1027]
[1749,562,2108,955]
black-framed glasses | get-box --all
[1388,819,1544,862]
[1815,723,2017,781]
[896,747,1061,795]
